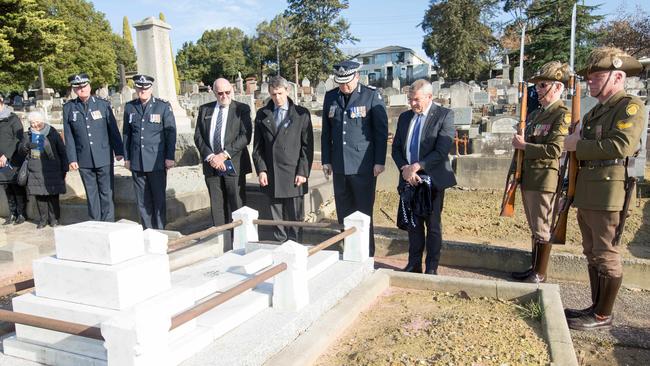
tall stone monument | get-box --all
[133,17,192,132]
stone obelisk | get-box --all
[133,17,191,132]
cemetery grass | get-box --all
[370,188,650,260]
[314,287,549,366]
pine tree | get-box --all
[123,16,134,48]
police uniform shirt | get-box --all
[405,102,432,164]
[209,101,229,156]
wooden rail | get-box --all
[253,219,344,230]
[307,227,356,256]
[0,309,103,340]
[167,220,243,252]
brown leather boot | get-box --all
[565,265,599,318]
[512,236,536,280]
[568,276,622,331]
[524,241,551,283]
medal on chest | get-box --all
[90,110,102,120]
[150,114,161,123]
[128,113,134,124]
[72,111,78,122]
[328,105,336,118]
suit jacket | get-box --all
[392,103,457,191]
[520,99,569,192]
[63,96,124,169]
[123,97,177,172]
[194,100,252,177]
[321,83,388,175]
[252,98,314,198]
[574,91,645,211]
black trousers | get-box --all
[33,194,60,223]
[407,189,445,273]
[3,183,26,217]
[269,195,304,242]
[78,165,114,221]
[333,173,376,257]
[132,169,167,230]
[205,174,242,227]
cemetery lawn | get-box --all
[371,188,650,260]
[314,287,549,366]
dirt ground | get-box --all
[370,187,650,260]
[314,287,549,366]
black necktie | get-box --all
[212,106,224,153]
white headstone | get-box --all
[450,82,471,108]
[490,116,518,133]
[452,107,472,125]
[133,17,192,132]
[301,77,310,87]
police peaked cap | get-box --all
[578,47,643,77]
[68,73,90,87]
[133,74,155,89]
[333,60,361,84]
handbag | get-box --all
[16,160,29,186]
[0,163,18,184]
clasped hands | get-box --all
[401,162,422,186]
[258,172,306,187]
[209,152,228,171]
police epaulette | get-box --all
[156,98,169,103]
[366,85,377,90]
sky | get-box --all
[93,0,650,61]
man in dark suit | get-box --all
[252,76,314,242]
[194,78,252,230]
[321,60,388,257]
[63,73,124,221]
[391,79,456,275]
[123,75,176,229]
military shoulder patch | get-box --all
[563,113,572,124]
[559,126,569,134]
[616,120,634,130]
[626,103,639,117]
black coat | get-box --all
[0,111,25,183]
[252,98,314,198]
[19,127,69,195]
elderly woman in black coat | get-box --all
[19,111,68,228]
[0,93,27,225]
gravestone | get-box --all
[245,77,257,95]
[133,17,192,132]
[97,87,109,100]
[490,116,518,133]
[301,77,310,88]
[472,91,489,106]
[502,65,510,85]
[259,82,270,99]
[382,87,399,98]
[506,86,518,104]
[431,81,441,97]
[287,82,298,102]
[325,76,336,91]
[450,82,471,108]
[391,78,400,90]
[388,94,408,106]
[513,66,523,83]
[315,82,326,103]
[487,78,507,89]
[191,84,199,95]
[111,93,122,107]
[236,73,244,95]
[439,88,451,101]
[452,107,472,126]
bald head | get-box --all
[213,78,233,106]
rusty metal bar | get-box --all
[253,219,344,230]
[167,220,243,251]
[307,227,356,257]
[169,262,287,330]
[0,278,35,298]
[0,309,103,340]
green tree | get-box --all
[38,0,117,91]
[122,16,134,48]
[525,0,601,74]
[284,0,357,82]
[254,14,296,78]
[176,27,251,85]
[421,0,495,80]
[596,6,650,58]
[159,12,180,94]
[0,0,67,91]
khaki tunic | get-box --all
[574,91,645,211]
[521,100,570,192]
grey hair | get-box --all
[27,111,45,123]
[268,76,290,90]
[409,79,434,96]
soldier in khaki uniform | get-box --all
[563,47,645,330]
[511,61,571,283]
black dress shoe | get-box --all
[403,264,422,273]
[425,269,437,275]
[568,313,613,331]
[14,215,25,225]
[511,267,533,280]
[36,222,47,229]
[522,272,546,284]
[3,215,16,225]
[49,220,59,227]
[564,305,594,319]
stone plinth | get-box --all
[133,17,192,132]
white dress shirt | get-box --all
[207,102,230,161]
[405,102,432,164]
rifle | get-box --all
[549,4,579,244]
[613,175,637,246]
[499,24,527,217]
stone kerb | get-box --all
[343,211,371,262]
[232,206,259,251]
[272,241,309,311]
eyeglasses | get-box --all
[537,82,556,89]
[216,90,231,96]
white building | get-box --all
[356,46,434,87]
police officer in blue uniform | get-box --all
[321,60,389,256]
[63,73,124,221]
[123,75,176,229]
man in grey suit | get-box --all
[321,60,389,256]
[194,78,252,229]
[391,79,456,275]
[252,76,314,242]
